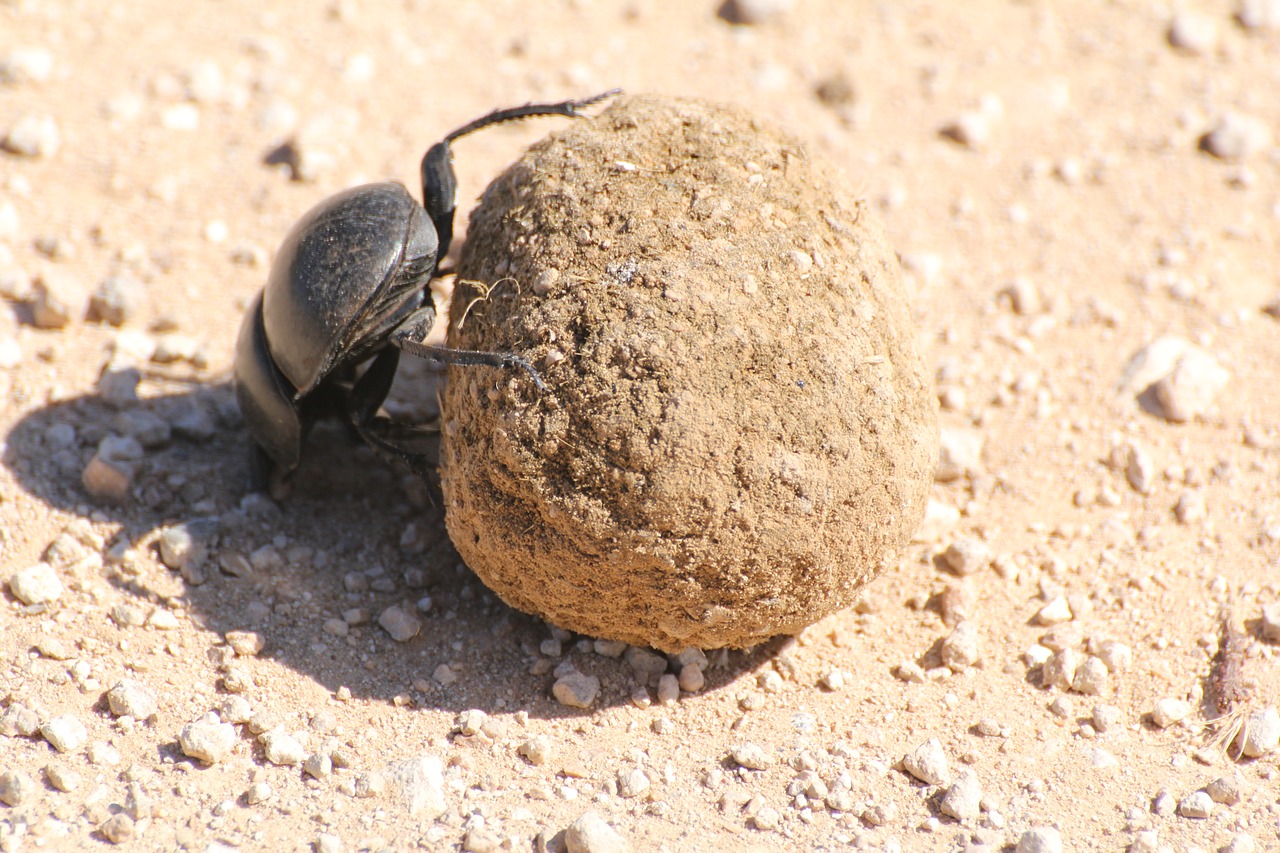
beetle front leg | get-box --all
[390,306,546,391]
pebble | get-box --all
[1,702,40,737]
[1222,833,1257,853]
[1154,349,1230,423]
[352,771,386,798]
[1035,596,1073,626]
[1200,113,1272,161]
[1174,490,1207,525]
[8,561,63,604]
[179,714,236,764]
[1167,12,1219,53]
[1236,0,1280,30]
[1261,602,1280,642]
[752,806,781,829]
[1094,640,1133,672]
[1016,827,1062,853]
[0,46,55,84]
[942,537,991,575]
[916,498,961,542]
[244,781,273,805]
[113,409,171,448]
[2,113,61,157]
[519,735,552,766]
[1092,704,1124,733]
[1150,698,1191,728]
[903,738,951,786]
[895,661,927,683]
[99,813,135,844]
[316,834,343,853]
[1178,790,1213,818]
[941,110,995,149]
[678,663,706,692]
[44,762,80,792]
[1071,656,1109,695]
[40,714,87,752]
[391,753,446,817]
[158,514,215,573]
[940,581,977,625]
[378,605,421,642]
[87,275,145,326]
[1233,707,1279,757]
[656,673,680,705]
[1042,648,1080,691]
[593,638,628,658]
[1206,773,1242,805]
[717,0,793,25]
[616,767,650,798]
[107,679,158,719]
[565,810,631,853]
[303,752,332,779]
[552,671,600,708]
[941,620,982,670]
[261,730,306,766]
[1049,696,1074,719]
[819,669,847,691]
[1153,790,1176,815]
[226,630,265,656]
[731,743,772,770]
[0,769,37,806]
[940,769,982,819]
[623,646,668,677]
[936,428,985,483]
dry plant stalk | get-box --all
[1205,605,1255,759]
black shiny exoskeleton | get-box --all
[234,91,619,491]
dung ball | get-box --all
[440,95,937,651]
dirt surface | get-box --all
[2,1,1280,851]
[443,95,936,652]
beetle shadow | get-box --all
[3,374,792,719]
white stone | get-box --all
[1233,707,1279,757]
[936,428,984,482]
[179,716,236,764]
[40,715,87,753]
[260,730,306,766]
[565,810,631,853]
[941,620,982,670]
[106,679,158,719]
[1178,790,1213,818]
[8,562,62,605]
[940,769,982,819]
[903,738,951,786]
[391,753,446,818]
[1150,698,1191,728]
[378,605,421,642]
[552,671,600,709]
[1016,827,1062,853]
[1071,656,1109,695]
[731,743,772,770]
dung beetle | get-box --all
[234,90,619,491]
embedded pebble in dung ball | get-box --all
[441,95,937,651]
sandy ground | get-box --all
[2,1,1280,851]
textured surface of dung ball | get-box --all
[441,95,937,651]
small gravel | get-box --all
[552,671,600,708]
[1167,11,1219,53]
[106,679,158,719]
[717,0,793,26]
[1206,773,1242,805]
[939,769,982,819]
[941,536,991,575]
[1234,706,1279,757]
[1016,827,1063,853]
[98,813,135,844]
[179,714,237,764]
[40,714,87,752]
[903,738,950,786]
[0,769,37,806]
[1178,790,1213,818]
[260,730,306,766]
[1222,833,1257,853]
[941,620,982,670]
[3,113,61,157]
[1149,698,1191,728]
[519,735,552,766]
[8,562,63,605]
[1071,656,1109,695]
[1200,112,1272,161]
[731,743,772,771]
[378,605,421,642]
[616,767,650,798]
[391,753,446,817]
[1042,648,1080,691]
[44,762,81,792]
[565,809,631,853]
